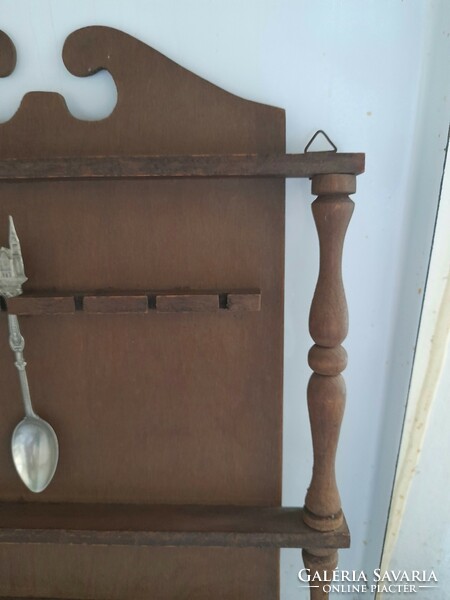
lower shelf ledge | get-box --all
[0,503,350,549]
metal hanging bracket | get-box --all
[304,130,338,153]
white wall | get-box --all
[0,1,449,598]
[379,136,450,600]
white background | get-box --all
[381,142,450,599]
[0,1,449,598]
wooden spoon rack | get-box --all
[0,27,364,600]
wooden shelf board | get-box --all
[0,503,350,549]
[0,152,365,181]
[2,291,261,315]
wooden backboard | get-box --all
[0,26,285,598]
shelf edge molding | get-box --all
[0,503,350,549]
[0,152,364,181]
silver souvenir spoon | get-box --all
[1,217,58,492]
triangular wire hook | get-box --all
[304,130,338,153]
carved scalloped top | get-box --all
[0,26,285,159]
[0,31,16,78]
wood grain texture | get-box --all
[0,146,284,511]
[0,152,365,180]
[304,375,346,523]
[0,546,279,600]
[308,344,347,377]
[227,292,262,312]
[156,293,219,312]
[0,503,350,548]
[311,173,356,195]
[0,31,16,77]
[308,176,355,348]
[2,291,262,314]
[83,294,148,314]
[0,26,285,599]
[302,548,339,600]
[6,296,75,315]
[304,174,355,533]
[0,27,285,159]
[0,25,366,599]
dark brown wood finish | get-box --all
[0,31,16,77]
[0,25,286,599]
[83,294,148,314]
[0,25,365,600]
[156,293,219,312]
[5,295,76,315]
[0,26,285,159]
[0,547,279,600]
[302,549,339,600]
[0,503,349,548]
[302,174,356,600]
[303,174,355,531]
[3,291,262,314]
[0,180,284,508]
[227,292,262,312]
[0,152,364,181]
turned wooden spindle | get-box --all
[302,548,339,600]
[302,173,355,600]
[303,173,355,533]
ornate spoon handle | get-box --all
[1,217,59,493]
[7,314,36,418]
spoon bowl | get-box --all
[11,415,59,493]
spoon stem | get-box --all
[7,314,36,418]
